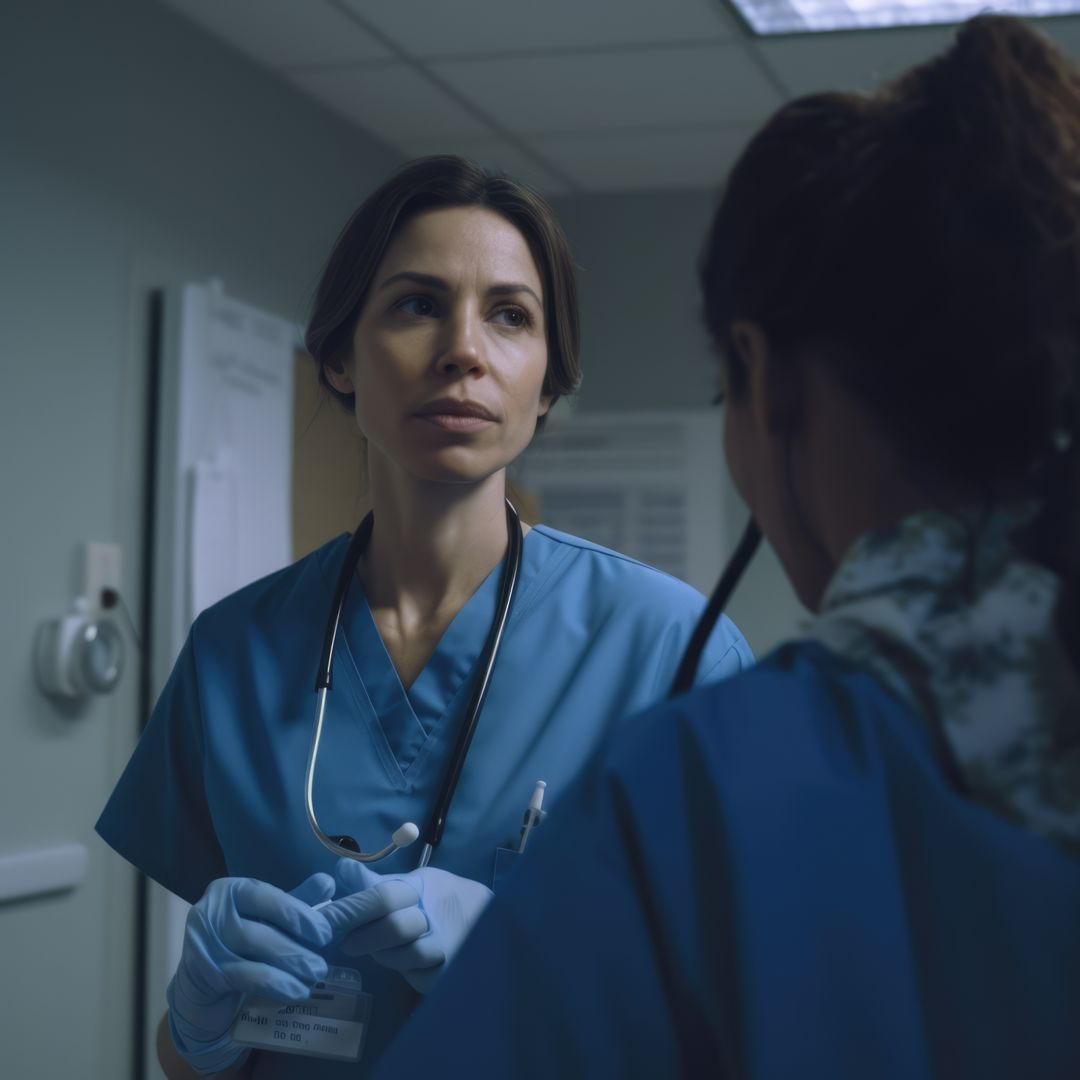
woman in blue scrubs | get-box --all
[370,18,1080,1079]
[95,156,751,1078]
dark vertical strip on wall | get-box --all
[131,288,165,1080]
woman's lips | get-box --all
[413,413,496,432]
[413,399,498,432]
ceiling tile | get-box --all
[533,127,749,192]
[432,45,783,135]
[394,136,575,196]
[336,0,739,57]
[160,0,392,68]
[289,64,494,140]
[756,24,958,98]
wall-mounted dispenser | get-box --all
[35,543,126,701]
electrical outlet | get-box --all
[83,542,122,613]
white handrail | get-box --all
[0,843,88,903]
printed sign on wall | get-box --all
[516,410,726,595]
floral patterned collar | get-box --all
[807,504,1080,856]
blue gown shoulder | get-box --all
[525,524,753,675]
[374,641,1080,1079]
[188,533,349,655]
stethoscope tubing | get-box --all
[305,686,404,861]
[420,500,522,863]
[668,518,761,699]
[306,500,523,865]
[309,501,757,864]
[315,515,375,692]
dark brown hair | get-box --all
[701,14,1080,661]
[305,155,581,427]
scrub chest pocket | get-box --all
[492,846,522,892]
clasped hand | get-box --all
[166,861,491,1074]
[167,873,335,1075]
[321,859,493,994]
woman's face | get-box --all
[329,206,552,488]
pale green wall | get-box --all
[0,2,400,1077]
[551,190,723,413]
[550,190,807,656]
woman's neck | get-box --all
[803,367,980,584]
[358,463,513,632]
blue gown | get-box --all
[96,524,751,1077]
[373,642,1080,1079]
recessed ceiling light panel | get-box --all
[729,0,1080,35]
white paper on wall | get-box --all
[188,454,239,616]
[516,410,726,595]
[174,284,295,624]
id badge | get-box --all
[231,966,371,1062]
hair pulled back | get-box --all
[701,15,1080,662]
[306,155,581,423]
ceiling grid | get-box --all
[159,0,1080,195]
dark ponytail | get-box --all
[701,14,1080,665]
[910,16,1080,663]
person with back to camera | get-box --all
[368,16,1080,1079]
[95,155,753,1078]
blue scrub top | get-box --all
[96,524,751,1077]
[374,642,1080,1080]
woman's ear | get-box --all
[730,320,802,435]
[323,356,355,396]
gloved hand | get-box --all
[322,859,493,994]
[166,872,335,1076]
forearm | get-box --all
[156,1014,250,1080]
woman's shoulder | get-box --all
[524,524,751,669]
[600,642,932,831]
[190,533,349,647]
[528,523,705,606]
[605,639,1080,895]
[621,642,913,765]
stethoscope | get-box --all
[305,494,759,866]
[305,499,523,867]
[668,518,761,697]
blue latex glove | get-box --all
[322,859,493,994]
[166,872,335,1076]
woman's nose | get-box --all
[436,309,486,376]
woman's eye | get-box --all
[493,306,529,328]
[396,296,437,318]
